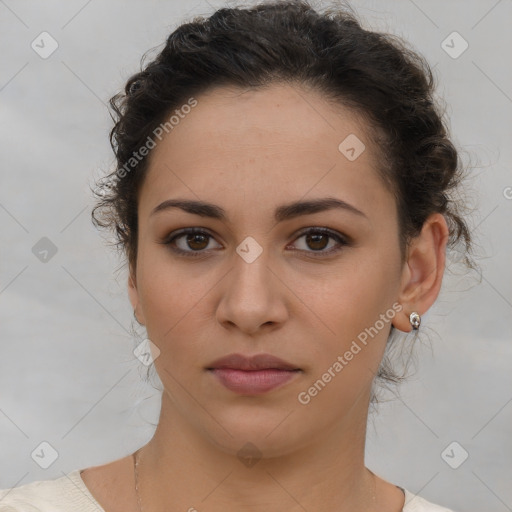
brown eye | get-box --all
[185,233,210,251]
[290,227,349,256]
[305,232,329,251]
[162,228,222,257]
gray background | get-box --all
[0,1,511,510]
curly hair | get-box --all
[91,0,478,402]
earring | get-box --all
[409,311,421,330]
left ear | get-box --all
[393,213,450,332]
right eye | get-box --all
[161,228,222,257]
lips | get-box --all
[207,353,301,394]
[207,353,300,371]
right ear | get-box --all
[128,268,146,326]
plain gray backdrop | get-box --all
[0,1,511,511]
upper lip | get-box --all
[207,353,300,371]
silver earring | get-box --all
[409,311,421,330]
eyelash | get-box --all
[160,227,349,258]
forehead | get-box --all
[150,82,373,154]
[139,82,392,222]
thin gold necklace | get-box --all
[133,449,377,511]
[133,450,143,512]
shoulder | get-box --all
[402,488,457,512]
[0,469,104,512]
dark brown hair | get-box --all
[91,0,477,400]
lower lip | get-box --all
[209,368,299,394]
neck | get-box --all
[134,391,379,512]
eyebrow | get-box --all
[150,197,367,222]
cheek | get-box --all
[303,249,400,368]
[144,282,206,331]
[297,280,396,413]
[136,249,213,352]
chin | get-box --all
[199,409,311,460]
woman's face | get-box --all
[129,82,406,456]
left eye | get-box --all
[290,228,347,255]
[162,227,348,257]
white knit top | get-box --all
[0,469,456,511]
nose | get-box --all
[215,246,289,335]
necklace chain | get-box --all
[133,450,143,512]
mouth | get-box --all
[206,353,302,395]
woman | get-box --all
[0,1,476,510]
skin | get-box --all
[81,82,449,512]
